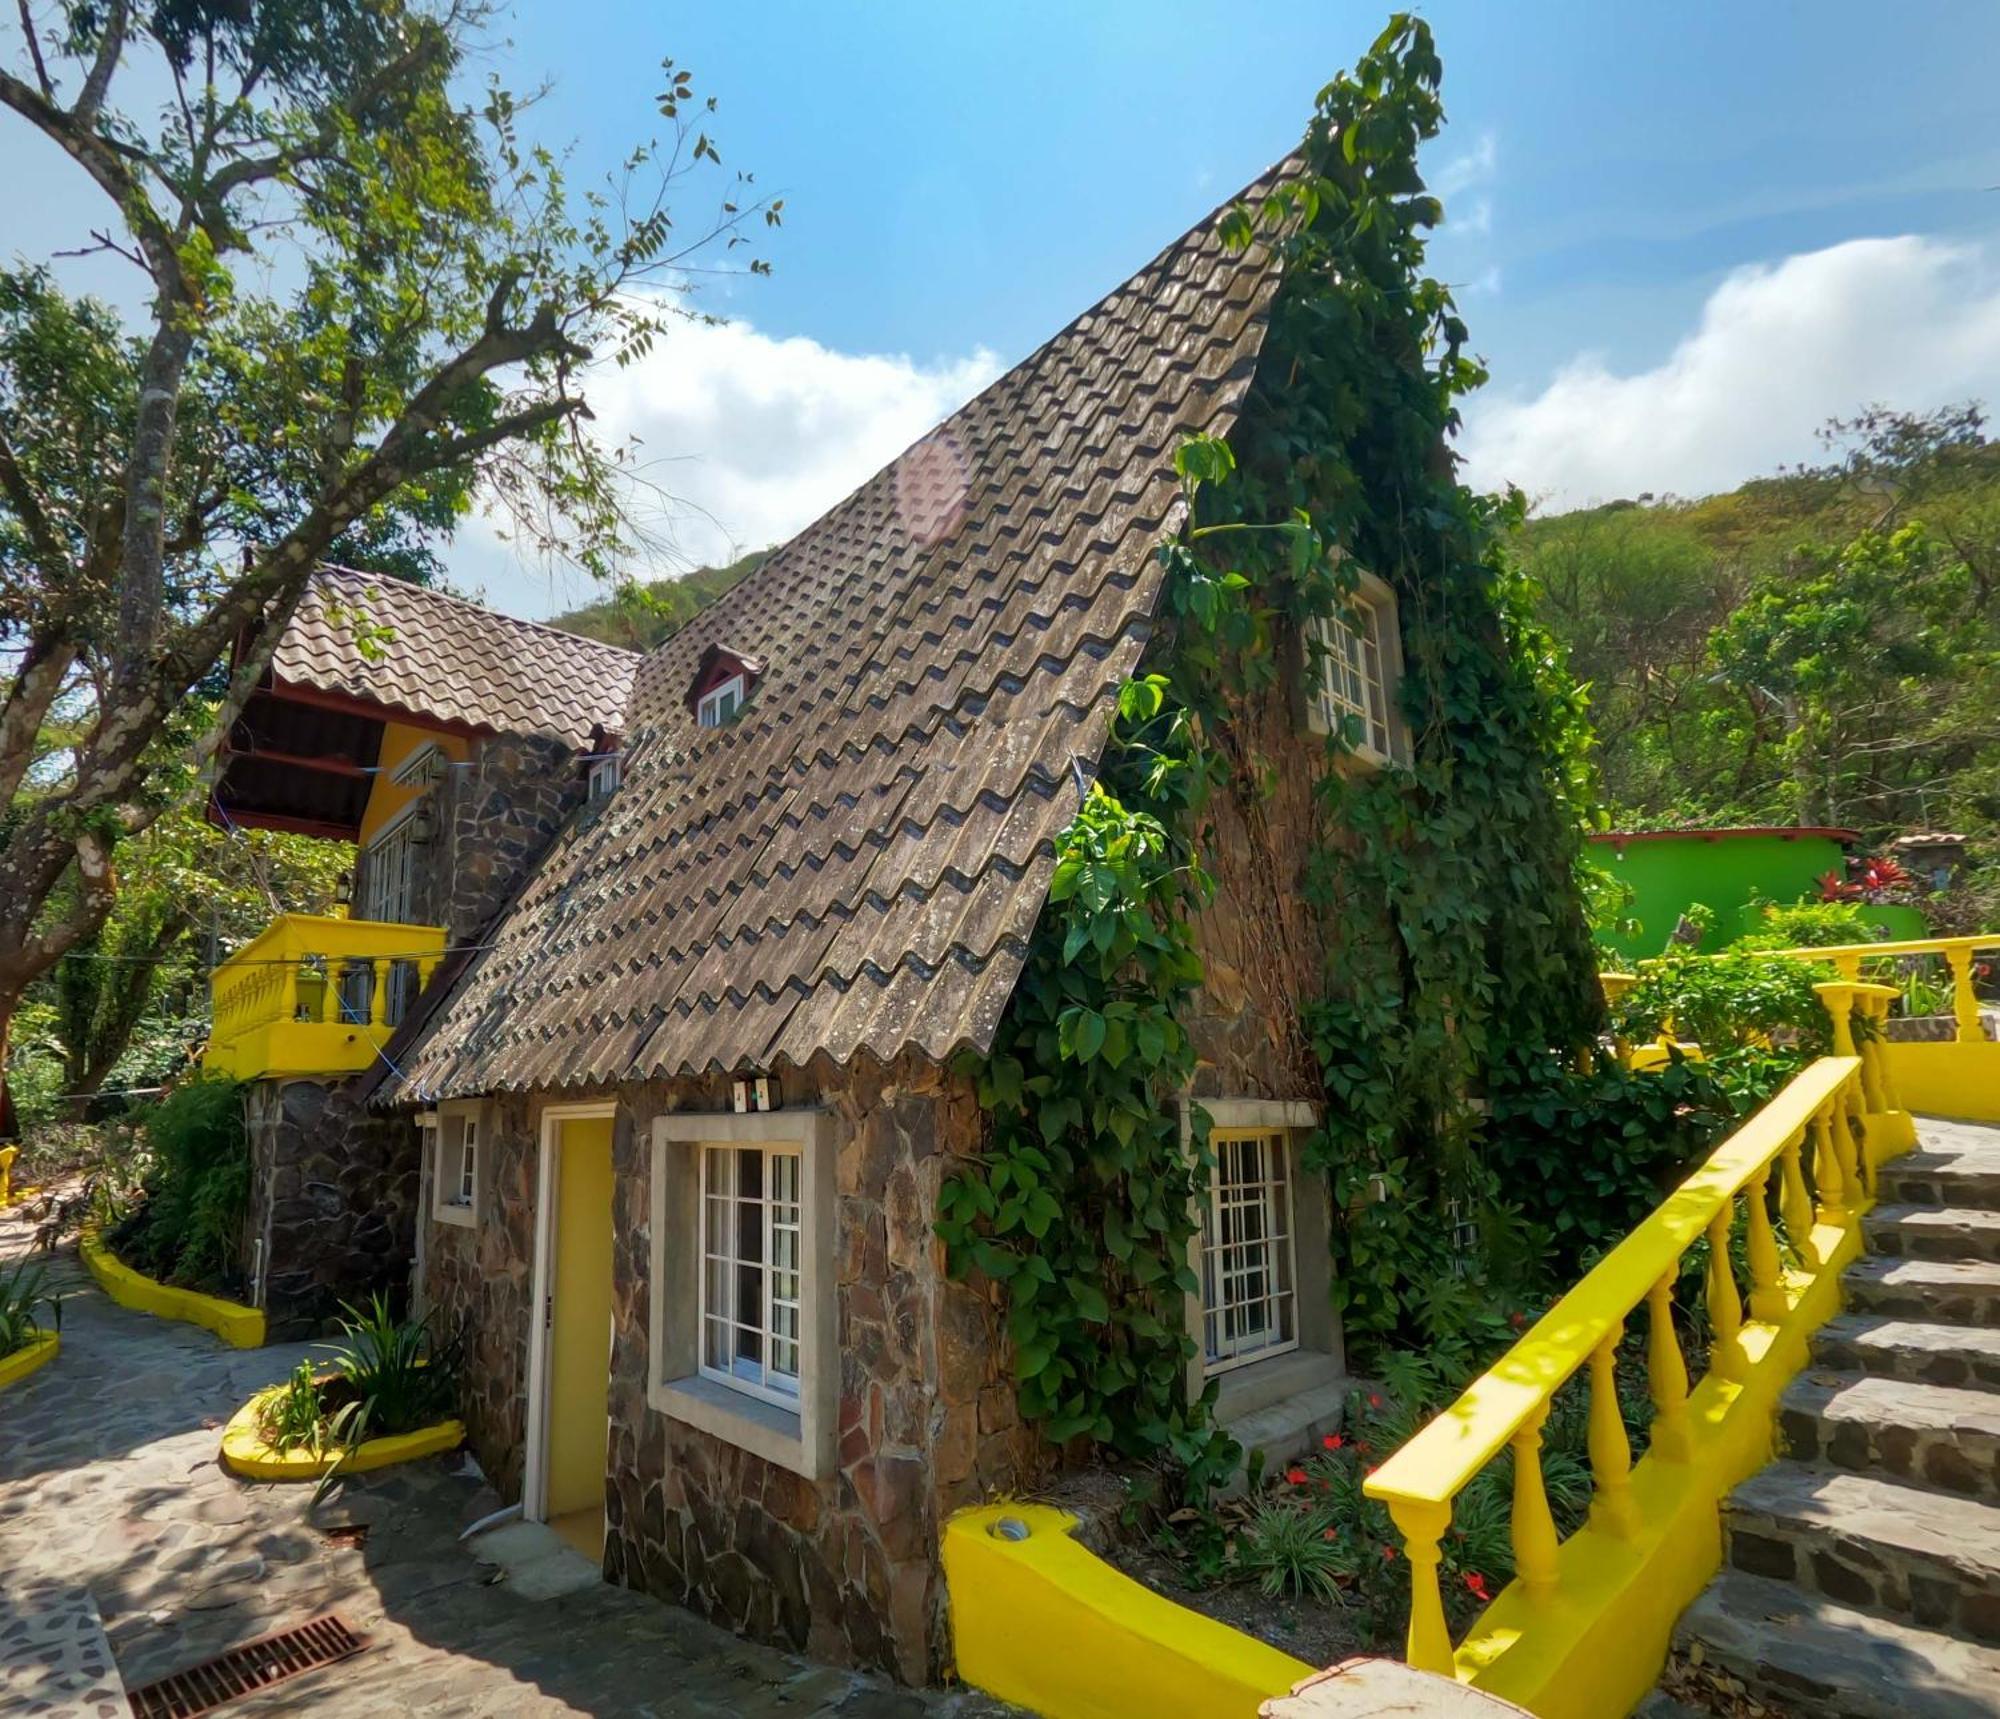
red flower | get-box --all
[1285,1466,1308,1486]
[1323,1434,1344,1450]
[1356,1441,1371,1455]
[1322,1527,1338,1541]
[1463,1571,1491,1602]
[1381,1543,1398,1561]
[1368,1393,1383,1409]
[1508,1311,1526,1329]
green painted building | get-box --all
[1590,826,1926,961]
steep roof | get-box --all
[393,162,1293,1100]
[272,566,637,749]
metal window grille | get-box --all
[1200,1130,1298,1371]
[455,1118,477,1206]
[699,1143,803,1408]
[1313,599,1397,762]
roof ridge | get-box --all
[312,564,641,662]
[624,148,1302,687]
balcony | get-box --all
[205,914,447,1082]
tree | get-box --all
[0,0,776,1036]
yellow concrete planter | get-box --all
[0,1328,58,1390]
[220,1387,465,1481]
[78,1223,265,1348]
[944,1502,1313,1719]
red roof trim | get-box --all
[1589,825,1862,848]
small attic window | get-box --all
[584,725,621,800]
[684,644,765,730]
[588,753,621,800]
[697,675,745,728]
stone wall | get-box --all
[243,1077,423,1340]
[439,733,584,942]
[1182,621,1343,1106]
[415,1052,1038,1685]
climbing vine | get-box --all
[940,13,1607,1478]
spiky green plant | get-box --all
[1235,1495,1346,1603]
[0,1258,61,1357]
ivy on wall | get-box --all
[939,13,1605,1480]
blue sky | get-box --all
[506,1,2000,384]
[8,3,2000,616]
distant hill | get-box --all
[548,550,769,651]
[1511,408,2000,839]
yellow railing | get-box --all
[1758,933,1996,1043]
[204,913,446,1082]
[1364,979,1915,1719]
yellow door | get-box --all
[543,1114,614,1560]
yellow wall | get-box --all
[357,721,469,848]
[545,1115,615,1524]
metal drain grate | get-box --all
[127,1614,367,1717]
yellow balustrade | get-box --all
[1757,934,1998,1126]
[1364,1040,1900,1719]
[203,913,445,1082]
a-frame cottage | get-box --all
[209,156,1451,1682]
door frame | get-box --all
[523,1099,619,1524]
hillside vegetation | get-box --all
[1514,406,2000,842]
[548,550,768,650]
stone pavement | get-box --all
[0,1206,1010,1717]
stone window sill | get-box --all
[650,1372,824,1481]
[431,1200,476,1229]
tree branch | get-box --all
[15,0,53,98]
[71,0,128,125]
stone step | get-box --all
[1724,1462,2000,1643]
[1881,1125,2000,1212]
[1780,1370,2000,1501]
[1863,1204,2000,1263]
[1814,1315,2000,1390]
[1843,1256,2000,1327]
[1674,1569,2000,1718]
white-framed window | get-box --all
[649,1109,836,1481]
[696,674,746,728]
[698,1143,803,1410]
[431,1104,481,1228]
[1307,572,1408,767]
[1200,1129,1299,1373]
[587,752,621,801]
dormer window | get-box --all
[588,754,622,799]
[584,724,622,800]
[684,643,765,730]
[697,675,746,728]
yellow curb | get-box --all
[220,1388,464,1480]
[0,1328,58,1391]
[79,1223,265,1348]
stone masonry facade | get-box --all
[243,1077,422,1340]
[415,1051,1040,1685]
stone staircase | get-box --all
[1662,1117,2000,1717]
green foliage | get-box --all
[937,779,1230,1485]
[1224,16,1602,1355]
[546,551,769,649]
[1517,405,2000,837]
[0,1256,61,1357]
[1486,1054,1743,1277]
[1235,1494,1345,1603]
[1610,948,1831,1067]
[111,1075,249,1291]
[330,1292,459,1437]
[258,1359,334,1456]
[1735,898,1878,950]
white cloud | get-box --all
[1434,131,1497,199]
[1459,236,2000,509]
[457,317,1002,619]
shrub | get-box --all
[258,1360,332,1454]
[111,1075,248,1290]
[1235,1495,1344,1602]
[1610,948,1830,1068]
[0,1258,61,1357]
[1735,898,1878,950]
[330,1293,460,1437]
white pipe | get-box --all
[458,1501,523,1542]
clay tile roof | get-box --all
[392,158,1296,1099]
[271,566,637,749]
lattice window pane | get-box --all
[1200,1130,1298,1372]
[699,1142,805,1407]
[1313,597,1400,763]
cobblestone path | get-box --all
[0,1206,1004,1717]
